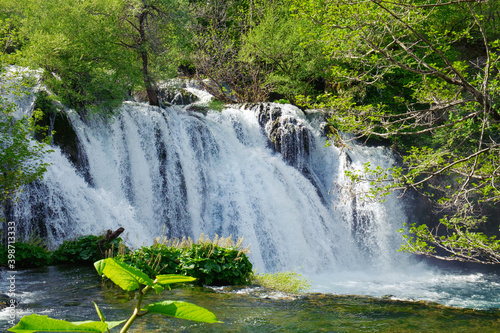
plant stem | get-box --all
[119,285,150,333]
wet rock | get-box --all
[158,88,199,106]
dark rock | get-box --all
[158,87,199,106]
[34,92,93,184]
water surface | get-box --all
[1,266,500,332]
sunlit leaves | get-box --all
[0,70,52,204]
[144,301,222,323]
[14,258,219,332]
[8,314,109,333]
[155,274,196,285]
[94,258,154,291]
[400,215,500,264]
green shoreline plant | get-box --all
[8,257,221,333]
[252,271,311,294]
[117,234,253,286]
[0,234,125,268]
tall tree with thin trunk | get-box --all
[111,0,191,106]
[15,0,190,111]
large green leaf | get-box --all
[72,320,125,330]
[94,259,106,276]
[155,274,196,285]
[144,301,221,323]
[94,258,153,291]
[8,314,108,332]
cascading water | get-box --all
[6,74,500,308]
[15,97,408,274]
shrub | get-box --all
[0,242,51,268]
[117,244,183,278]
[51,235,124,265]
[116,234,253,286]
[178,243,253,286]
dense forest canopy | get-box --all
[1,0,500,263]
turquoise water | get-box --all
[1,266,500,332]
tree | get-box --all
[0,68,51,239]
[240,1,331,103]
[15,0,190,112]
[14,0,135,113]
[108,0,191,106]
[292,0,500,264]
[189,0,273,102]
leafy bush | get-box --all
[117,235,253,286]
[117,244,182,278]
[0,242,51,268]
[207,99,225,112]
[178,243,253,286]
[51,235,124,265]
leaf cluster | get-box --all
[400,214,500,265]
[51,235,125,265]
[9,258,221,332]
[0,69,52,205]
[0,241,50,268]
[118,239,253,286]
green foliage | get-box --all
[51,235,124,265]
[11,0,191,112]
[0,69,51,207]
[288,0,500,264]
[118,243,182,278]
[208,99,225,112]
[0,18,23,65]
[240,2,330,102]
[178,242,253,286]
[252,271,311,294]
[8,314,111,333]
[13,0,135,112]
[399,214,500,264]
[9,258,220,333]
[118,236,253,286]
[189,0,272,102]
[0,241,51,268]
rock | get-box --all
[34,92,92,184]
[158,87,199,106]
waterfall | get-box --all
[6,71,500,309]
[14,94,410,274]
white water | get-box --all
[9,85,500,308]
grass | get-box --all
[252,271,312,294]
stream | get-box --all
[1,265,500,332]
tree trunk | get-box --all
[141,51,159,106]
[139,11,159,107]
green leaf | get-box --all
[8,314,108,332]
[155,274,196,285]
[99,321,126,330]
[92,302,105,322]
[70,320,125,331]
[94,258,153,291]
[144,301,222,323]
[152,284,165,294]
[94,259,106,276]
